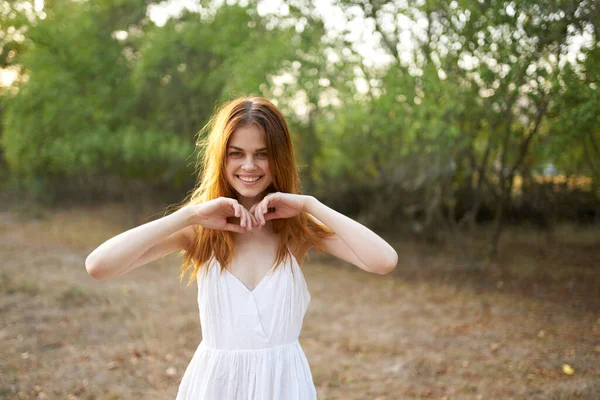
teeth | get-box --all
[238,176,261,183]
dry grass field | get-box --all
[1,203,599,399]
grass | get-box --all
[2,274,40,296]
[0,202,598,399]
[57,284,97,308]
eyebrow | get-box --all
[228,146,267,152]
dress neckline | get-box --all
[224,251,295,295]
[224,263,277,294]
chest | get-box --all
[227,235,281,291]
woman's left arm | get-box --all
[303,196,398,275]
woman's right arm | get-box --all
[85,207,196,280]
[85,198,259,280]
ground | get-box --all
[1,203,599,399]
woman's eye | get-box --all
[228,151,266,157]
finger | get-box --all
[264,210,275,222]
[262,201,269,225]
[240,205,249,230]
[257,201,264,226]
[264,196,272,215]
[224,223,245,234]
[260,198,267,225]
[230,199,240,218]
[244,208,252,230]
[236,204,245,229]
[256,208,264,227]
[228,198,237,215]
[245,209,253,230]
[252,210,259,228]
[249,213,259,229]
[244,206,251,230]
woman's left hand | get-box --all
[250,193,312,226]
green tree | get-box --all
[323,0,598,256]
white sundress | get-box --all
[176,250,317,400]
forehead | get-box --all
[228,124,266,148]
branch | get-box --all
[465,146,500,200]
[509,95,549,179]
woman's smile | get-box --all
[237,175,263,185]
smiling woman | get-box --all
[178,97,337,283]
[85,95,397,400]
[171,96,340,399]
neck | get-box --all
[234,219,275,241]
[237,191,268,210]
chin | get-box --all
[235,188,258,197]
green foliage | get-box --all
[2,0,137,177]
[130,4,300,137]
[546,46,600,178]
[1,0,324,193]
[0,0,597,240]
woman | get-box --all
[85,96,398,399]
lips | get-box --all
[236,175,264,186]
[237,175,262,182]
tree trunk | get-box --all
[488,194,506,259]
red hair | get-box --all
[177,96,334,285]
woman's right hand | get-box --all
[186,197,258,233]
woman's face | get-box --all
[225,124,273,206]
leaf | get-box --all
[562,363,575,375]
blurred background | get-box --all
[1,0,598,399]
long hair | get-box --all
[177,96,334,286]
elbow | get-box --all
[376,250,398,275]
[85,254,106,280]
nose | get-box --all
[242,155,257,171]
